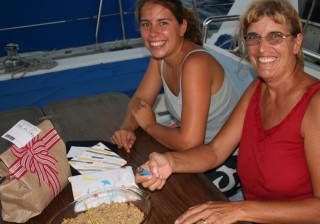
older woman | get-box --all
[135,0,320,223]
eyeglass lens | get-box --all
[244,32,290,46]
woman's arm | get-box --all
[144,52,225,150]
[175,198,320,224]
[120,57,163,130]
[111,57,163,151]
[167,79,258,172]
[136,79,258,190]
[175,83,320,224]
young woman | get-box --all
[111,0,240,198]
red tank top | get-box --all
[238,80,320,200]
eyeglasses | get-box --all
[242,32,292,46]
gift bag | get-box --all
[0,120,71,223]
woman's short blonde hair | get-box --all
[238,0,304,68]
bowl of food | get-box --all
[48,187,151,224]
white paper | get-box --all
[69,166,137,200]
[1,120,41,148]
[68,142,127,174]
[67,146,89,158]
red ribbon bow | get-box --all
[8,128,62,197]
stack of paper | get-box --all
[67,142,127,174]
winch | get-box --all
[3,43,24,72]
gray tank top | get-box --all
[161,49,239,143]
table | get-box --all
[1,93,229,224]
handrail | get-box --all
[95,0,104,50]
[202,15,240,43]
[95,0,127,50]
[303,48,320,61]
[118,0,127,48]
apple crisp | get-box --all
[61,202,144,224]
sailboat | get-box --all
[0,0,319,113]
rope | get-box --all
[10,55,58,79]
[0,54,57,79]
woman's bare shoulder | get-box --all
[182,49,223,74]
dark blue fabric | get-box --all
[0,0,139,57]
[0,56,150,112]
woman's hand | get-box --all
[135,152,173,191]
[131,99,156,132]
[174,201,243,224]
[110,129,136,153]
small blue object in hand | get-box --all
[136,167,150,176]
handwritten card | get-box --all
[68,166,136,200]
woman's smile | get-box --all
[149,41,166,48]
[258,56,277,63]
